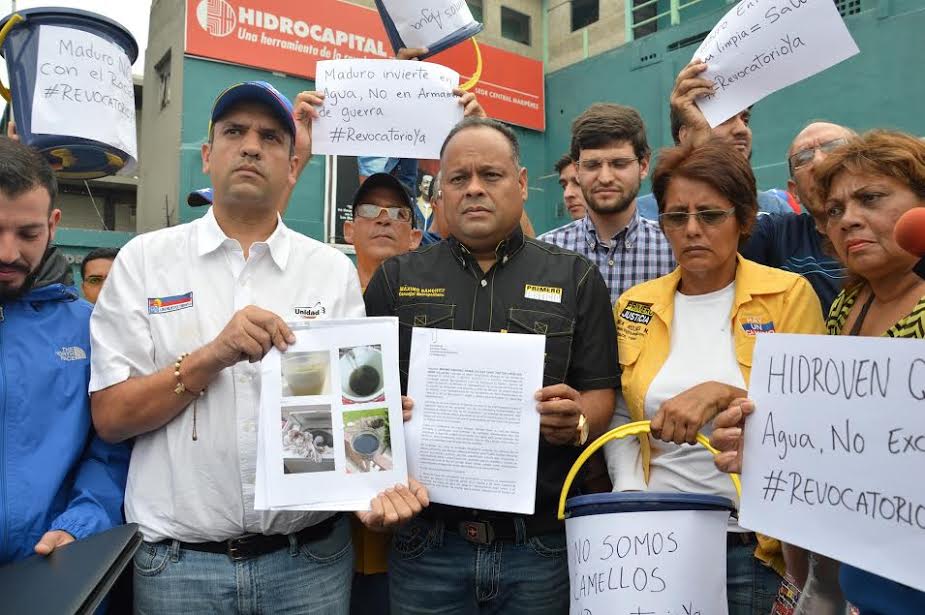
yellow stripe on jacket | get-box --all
[613,255,826,575]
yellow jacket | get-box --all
[613,256,826,574]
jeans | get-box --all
[388,518,569,615]
[133,515,353,614]
[727,539,782,615]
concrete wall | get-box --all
[137,0,186,232]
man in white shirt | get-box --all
[89,81,426,614]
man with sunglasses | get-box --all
[344,173,422,290]
[741,122,855,313]
[80,247,119,305]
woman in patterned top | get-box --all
[711,130,925,614]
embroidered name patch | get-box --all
[742,319,776,336]
[294,303,326,319]
[620,301,653,325]
[148,292,193,314]
[398,286,446,298]
[524,284,562,303]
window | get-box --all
[632,0,658,40]
[467,0,483,23]
[571,0,599,31]
[501,7,531,45]
[154,50,171,111]
[834,0,862,17]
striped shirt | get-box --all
[537,212,676,305]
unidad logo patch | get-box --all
[294,302,326,319]
[148,292,194,315]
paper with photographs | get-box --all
[255,317,406,511]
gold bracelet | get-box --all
[173,352,205,396]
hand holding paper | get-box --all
[710,397,755,474]
[357,478,430,531]
[291,90,325,170]
[669,60,715,147]
[691,0,859,127]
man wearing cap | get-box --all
[344,173,422,290]
[89,81,426,613]
[365,117,619,613]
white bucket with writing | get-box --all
[558,421,739,615]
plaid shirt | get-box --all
[537,212,676,305]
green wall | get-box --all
[178,0,925,239]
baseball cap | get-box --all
[187,187,213,207]
[352,173,416,228]
[209,81,296,140]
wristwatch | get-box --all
[574,413,590,446]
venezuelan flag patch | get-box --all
[148,292,194,315]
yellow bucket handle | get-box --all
[557,420,742,521]
[0,13,24,102]
[458,37,482,92]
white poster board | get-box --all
[255,317,407,511]
[405,328,543,515]
[742,334,925,592]
[379,0,479,50]
[692,0,859,127]
[31,25,138,161]
[566,509,730,615]
[312,59,462,159]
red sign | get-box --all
[185,0,545,131]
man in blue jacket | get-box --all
[0,137,129,564]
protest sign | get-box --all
[566,509,729,615]
[693,0,859,127]
[30,25,138,160]
[312,59,462,159]
[377,0,482,54]
[742,334,925,592]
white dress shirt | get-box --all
[605,283,744,510]
[89,207,365,542]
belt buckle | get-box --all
[459,521,494,545]
[227,535,254,561]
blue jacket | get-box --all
[0,249,129,564]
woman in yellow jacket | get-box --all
[603,138,825,615]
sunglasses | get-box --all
[659,208,737,229]
[788,138,848,172]
[354,204,413,223]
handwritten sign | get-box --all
[379,0,479,51]
[692,0,859,127]
[566,509,729,615]
[312,59,462,159]
[30,25,137,161]
[742,334,925,592]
